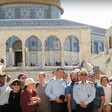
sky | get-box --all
[61,0,112,29]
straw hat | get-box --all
[25,78,35,86]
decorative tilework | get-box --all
[45,35,61,51]
[64,35,79,52]
[0,3,61,19]
[25,36,42,51]
[6,8,14,19]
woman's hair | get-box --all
[100,75,109,84]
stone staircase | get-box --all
[4,66,79,82]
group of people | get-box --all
[0,66,112,112]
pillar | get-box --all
[42,42,45,67]
[61,43,64,66]
[22,46,25,67]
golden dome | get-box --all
[0,0,63,14]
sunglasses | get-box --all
[81,74,87,76]
[21,77,26,80]
[13,83,20,86]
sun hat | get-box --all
[25,78,35,86]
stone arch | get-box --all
[94,40,98,54]
[64,35,79,66]
[45,35,61,66]
[25,35,42,66]
[99,41,104,53]
[6,35,22,67]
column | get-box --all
[3,45,6,69]
[42,42,45,67]
[61,42,64,66]
[22,46,25,67]
[9,48,13,66]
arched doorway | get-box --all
[13,41,22,66]
[6,36,22,67]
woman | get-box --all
[36,72,51,112]
[21,78,41,112]
[8,79,22,112]
[17,73,27,88]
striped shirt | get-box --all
[65,82,76,109]
[93,83,105,111]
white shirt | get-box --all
[73,81,96,105]
[0,82,11,105]
[103,85,111,103]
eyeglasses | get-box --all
[13,83,20,86]
[81,74,87,76]
[21,77,26,80]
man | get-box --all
[45,68,67,112]
[88,72,105,112]
[52,71,57,78]
[93,66,101,84]
[65,70,78,112]
[73,68,96,112]
[62,72,68,85]
[0,73,11,112]
[100,75,111,105]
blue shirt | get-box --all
[65,82,76,109]
[73,81,96,105]
[93,83,105,111]
[45,77,66,101]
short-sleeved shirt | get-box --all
[65,82,76,110]
[93,83,105,111]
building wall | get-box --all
[0,26,91,67]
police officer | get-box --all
[45,68,67,112]
[73,68,96,112]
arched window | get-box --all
[25,35,42,51]
[25,35,42,66]
[64,35,79,52]
[94,41,98,54]
[64,35,79,66]
[45,35,61,66]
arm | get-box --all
[0,82,9,93]
[65,85,71,112]
[45,81,56,100]
[97,96,105,112]
[66,94,71,112]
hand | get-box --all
[30,97,41,103]
[36,97,41,103]
[64,97,67,102]
[55,97,63,103]
[80,102,87,108]
[97,107,102,112]
[7,75,11,83]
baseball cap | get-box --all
[93,66,100,71]
[88,72,95,77]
